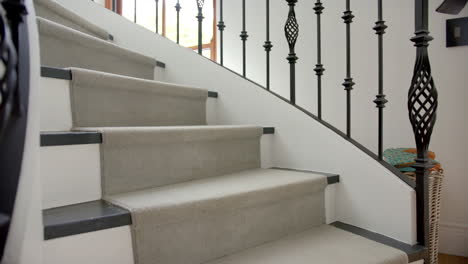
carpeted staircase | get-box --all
[37,0,414,263]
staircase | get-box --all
[37,0,424,263]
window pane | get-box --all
[120,0,214,48]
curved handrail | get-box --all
[437,0,467,14]
[0,0,29,260]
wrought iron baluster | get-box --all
[314,0,324,119]
[263,0,272,90]
[342,0,354,137]
[284,0,298,104]
[240,0,248,77]
[175,0,181,43]
[112,0,117,12]
[196,0,205,55]
[134,0,137,23]
[217,0,225,65]
[373,0,388,160]
[155,0,159,33]
[408,0,438,251]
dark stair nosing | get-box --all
[43,200,132,240]
[41,131,102,146]
[41,127,275,147]
[272,167,339,185]
[108,34,114,41]
[263,127,275,134]
[40,66,216,98]
[331,221,427,262]
[208,91,218,98]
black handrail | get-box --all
[0,0,29,260]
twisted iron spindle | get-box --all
[217,0,225,65]
[373,0,388,159]
[408,0,438,252]
[196,0,205,55]
[175,0,181,43]
[314,0,325,119]
[240,0,248,77]
[342,0,354,137]
[284,0,298,104]
[263,0,273,90]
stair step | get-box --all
[76,125,264,195]
[69,68,209,127]
[108,168,329,264]
[204,224,409,264]
[34,0,112,40]
[40,131,101,146]
[331,222,426,262]
[43,200,131,240]
[40,127,274,146]
[37,17,157,79]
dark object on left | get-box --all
[0,0,29,260]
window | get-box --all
[107,0,217,60]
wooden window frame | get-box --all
[106,0,217,61]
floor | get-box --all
[439,254,468,264]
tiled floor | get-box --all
[439,254,468,264]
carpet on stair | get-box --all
[76,126,263,195]
[69,68,208,127]
[34,0,110,40]
[205,224,408,264]
[106,168,328,264]
[37,17,157,79]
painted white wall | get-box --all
[51,0,416,245]
[2,1,43,263]
[40,145,102,209]
[43,226,134,264]
[218,0,468,256]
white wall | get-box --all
[219,0,468,257]
[53,0,416,245]
[2,0,43,263]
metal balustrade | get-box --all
[88,0,465,257]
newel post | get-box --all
[408,0,438,252]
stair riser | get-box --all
[132,192,324,264]
[40,76,215,131]
[37,18,156,80]
[40,77,73,131]
[41,144,101,209]
[70,69,207,127]
[99,130,262,195]
[44,226,134,264]
[39,34,154,79]
[35,2,108,40]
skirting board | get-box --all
[438,222,468,257]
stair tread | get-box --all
[204,224,408,264]
[43,200,131,240]
[76,125,264,145]
[35,0,111,40]
[107,168,327,225]
[37,17,156,67]
[70,67,208,98]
